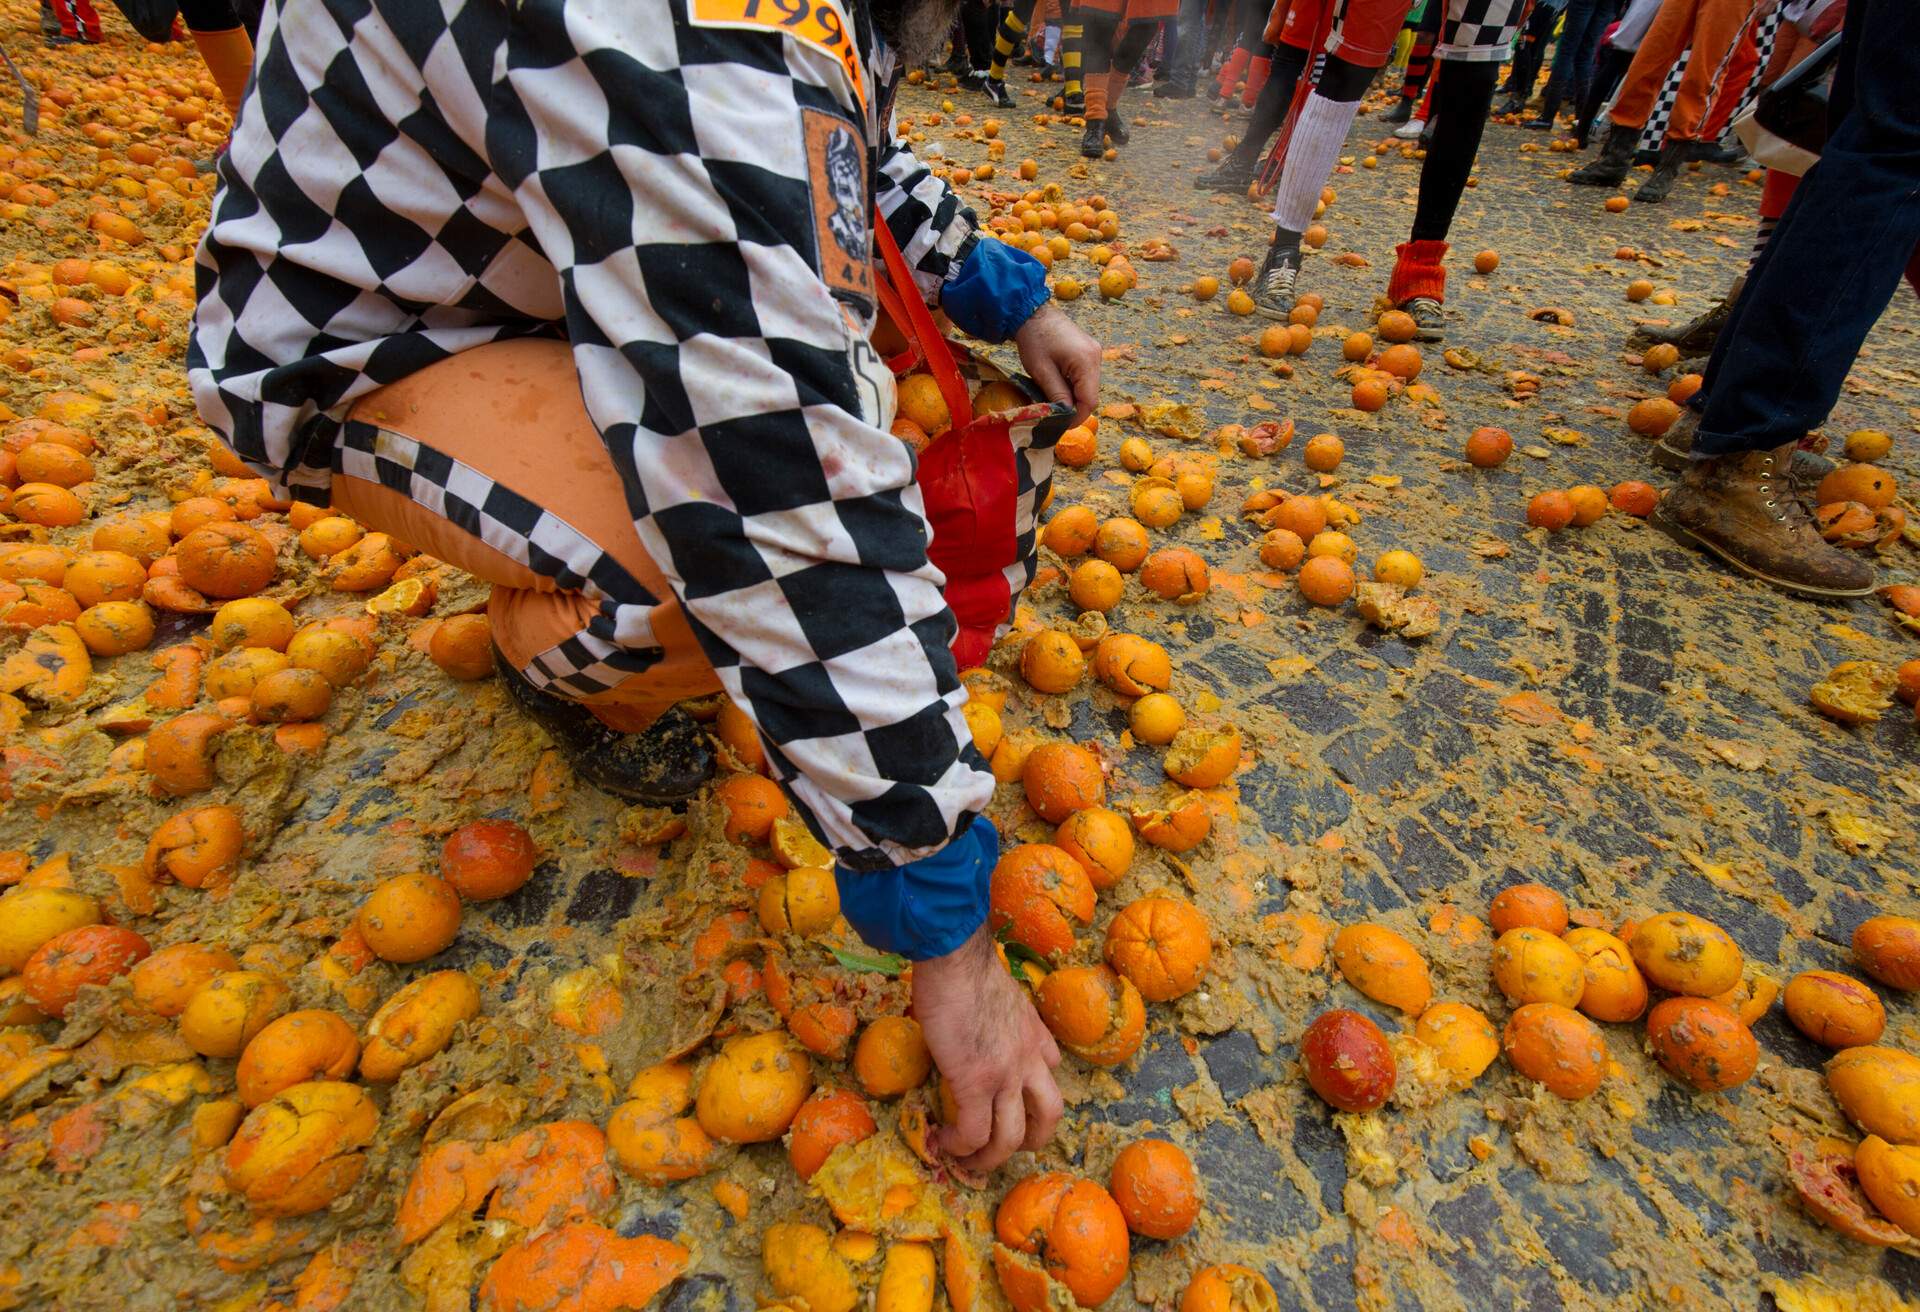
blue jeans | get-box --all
[1693,0,1920,457]
[1540,0,1612,111]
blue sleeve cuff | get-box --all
[834,816,998,961]
[939,240,1051,344]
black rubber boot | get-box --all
[1105,111,1130,146]
[1495,95,1525,116]
[497,653,714,804]
[1080,117,1106,156]
[1381,96,1414,124]
[984,77,1014,107]
[1155,71,1197,98]
[1193,156,1256,191]
[1569,122,1635,186]
[1633,141,1687,203]
[1062,89,1085,115]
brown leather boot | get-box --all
[1653,443,1874,598]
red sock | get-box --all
[1387,240,1448,304]
[1241,55,1271,107]
[1216,44,1250,99]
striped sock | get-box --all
[1064,24,1083,98]
[990,11,1027,82]
[1748,216,1776,272]
[1270,91,1360,231]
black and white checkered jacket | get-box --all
[188,0,1000,876]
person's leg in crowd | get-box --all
[1062,12,1088,109]
[1631,0,1759,201]
[1528,0,1604,129]
[325,339,722,799]
[955,0,997,77]
[1214,0,1270,101]
[1078,7,1124,152]
[1158,0,1211,93]
[1098,17,1159,147]
[1385,1,1442,122]
[1250,0,1414,315]
[178,0,255,115]
[1654,0,1919,598]
[1375,0,1521,335]
[1574,34,1630,145]
[1572,0,1699,182]
[1496,0,1555,113]
[1195,39,1308,188]
[985,0,1040,103]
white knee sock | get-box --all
[1270,91,1361,233]
[1045,24,1061,63]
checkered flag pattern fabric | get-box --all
[188,0,1003,873]
[1436,0,1529,63]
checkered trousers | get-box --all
[187,0,1002,873]
[1436,0,1530,61]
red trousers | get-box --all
[1610,0,1764,141]
[49,0,102,39]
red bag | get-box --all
[872,220,1074,669]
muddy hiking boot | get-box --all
[1648,409,1837,484]
[1570,122,1636,186]
[1633,141,1688,203]
[1630,294,1733,358]
[1250,241,1301,319]
[1653,443,1874,598]
[497,655,715,803]
[1080,118,1106,157]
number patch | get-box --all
[690,0,867,110]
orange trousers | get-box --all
[329,339,721,733]
[1608,0,1764,142]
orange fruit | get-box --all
[1297,555,1354,607]
[891,416,931,453]
[129,942,237,1018]
[1611,480,1659,516]
[1226,257,1255,285]
[1041,505,1098,556]
[1816,464,1897,511]
[1646,997,1757,1092]
[1053,807,1133,890]
[1302,433,1344,472]
[1465,426,1512,467]
[1642,342,1680,373]
[717,774,789,844]
[1022,742,1103,823]
[994,1173,1130,1309]
[787,1088,875,1181]
[897,374,952,436]
[1109,1139,1200,1239]
[990,843,1096,959]
[1342,331,1373,361]
[1669,373,1703,405]
[1257,325,1290,358]
[1127,693,1185,746]
[10,483,85,528]
[1093,517,1150,572]
[1055,424,1097,466]
[1372,550,1422,589]
[358,872,464,964]
[1104,895,1211,1002]
[1301,225,1327,250]
[442,819,537,901]
[62,551,144,608]
[1286,323,1313,355]
[852,1015,932,1097]
[1473,250,1499,274]
[1068,559,1124,611]
[1191,276,1220,301]
[1259,528,1305,571]
[1351,378,1389,412]
[209,596,295,651]
[1489,883,1569,935]
[14,441,92,487]
[429,614,496,680]
[1020,629,1086,694]
[1182,1265,1278,1312]
[1377,344,1422,380]
[1626,278,1654,302]
[235,1009,359,1107]
[1269,495,1327,541]
[1139,548,1209,601]
[1503,1003,1606,1098]
[696,1031,813,1144]
[1376,310,1417,343]
[1605,196,1630,213]
[1566,485,1609,527]
[1225,289,1255,316]
[21,925,150,1018]
[1035,964,1145,1066]
[251,667,333,722]
[1526,490,1575,531]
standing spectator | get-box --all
[48,0,103,44]
[1569,0,1767,200]
[1654,0,1917,598]
[1495,0,1560,115]
[1523,0,1620,130]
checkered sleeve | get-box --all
[491,0,995,874]
[876,139,980,304]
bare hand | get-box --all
[1013,303,1101,425]
[912,923,1064,1172]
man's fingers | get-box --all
[1022,1068,1064,1150]
[1027,350,1072,409]
[940,1082,994,1162]
[961,1084,1027,1173]
[1067,350,1101,421]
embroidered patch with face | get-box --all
[801,107,874,307]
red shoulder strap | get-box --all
[872,212,974,429]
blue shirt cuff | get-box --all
[939,240,1050,344]
[834,816,997,961]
